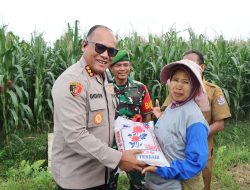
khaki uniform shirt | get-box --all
[162,80,231,157]
[51,58,122,189]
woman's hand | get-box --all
[142,165,157,174]
[153,99,162,119]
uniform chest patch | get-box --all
[94,112,103,124]
[69,82,82,97]
[217,96,226,105]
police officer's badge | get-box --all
[69,82,83,97]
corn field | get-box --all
[0,21,250,143]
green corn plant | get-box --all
[1,22,250,138]
[0,27,34,143]
[116,29,250,118]
[27,34,54,131]
[53,20,83,76]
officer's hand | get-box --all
[142,165,157,174]
[118,149,146,172]
[153,99,162,119]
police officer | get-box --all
[160,50,231,190]
[51,25,145,190]
[109,50,153,190]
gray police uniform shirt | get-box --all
[51,58,122,189]
[146,100,208,190]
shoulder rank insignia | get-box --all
[85,65,94,77]
[69,82,83,97]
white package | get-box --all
[114,116,170,167]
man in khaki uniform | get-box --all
[52,25,145,190]
[161,50,231,190]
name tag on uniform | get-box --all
[90,93,103,99]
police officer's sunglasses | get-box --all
[87,41,118,57]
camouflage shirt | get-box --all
[114,77,153,119]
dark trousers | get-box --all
[58,184,108,190]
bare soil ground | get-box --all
[211,163,250,190]
[211,176,221,190]
[229,163,250,190]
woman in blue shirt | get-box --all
[143,59,209,190]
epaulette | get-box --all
[205,81,218,88]
[133,80,144,86]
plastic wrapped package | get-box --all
[114,115,169,167]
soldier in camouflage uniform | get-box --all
[108,50,153,190]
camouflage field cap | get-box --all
[112,50,130,66]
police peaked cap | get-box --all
[112,50,130,66]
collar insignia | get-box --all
[85,65,94,77]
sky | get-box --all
[0,0,249,43]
